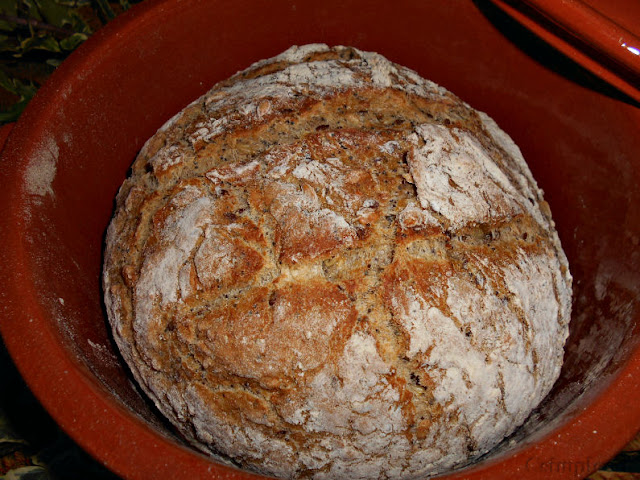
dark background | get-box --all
[0,1,639,479]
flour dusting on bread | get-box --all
[103,44,572,479]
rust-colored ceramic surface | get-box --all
[490,0,640,104]
[1,1,640,479]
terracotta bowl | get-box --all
[1,1,640,479]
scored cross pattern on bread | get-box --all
[103,44,571,479]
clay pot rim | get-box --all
[1,1,639,479]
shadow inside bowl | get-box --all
[2,1,640,479]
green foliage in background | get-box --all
[0,0,143,123]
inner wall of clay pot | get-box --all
[17,0,640,467]
[493,98,640,447]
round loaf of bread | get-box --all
[103,44,572,479]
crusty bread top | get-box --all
[103,44,572,479]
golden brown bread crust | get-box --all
[103,44,572,479]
